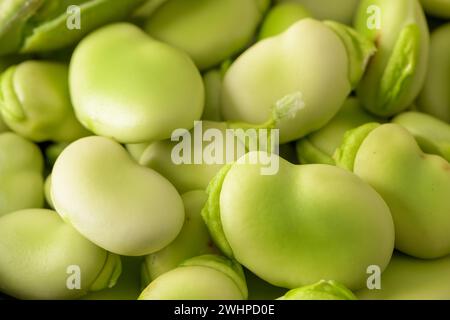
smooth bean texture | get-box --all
[221,19,375,143]
[51,136,185,256]
[418,23,450,122]
[0,61,89,142]
[0,0,146,55]
[144,0,269,70]
[335,123,450,259]
[0,209,122,299]
[354,0,429,116]
[139,255,248,300]
[258,2,311,40]
[0,132,44,216]
[357,253,450,300]
[70,23,204,144]
[0,0,449,302]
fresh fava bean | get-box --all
[258,2,311,40]
[420,0,450,18]
[221,19,375,143]
[82,257,143,300]
[0,0,449,302]
[0,209,122,300]
[335,123,450,259]
[0,56,12,133]
[0,0,146,55]
[202,69,223,122]
[139,255,247,300]
[69,23,204,144]
[51,136,185,256]
[0,61,90,142]
[275,0,361,25]
[296,97,380,165]
[278,280,357,300]
[418,23,450,122]
[0,132,44,217]
[354,0,429,117]
[356,253,450,300]
[392,111,450,161]
[141,191,216,285]
[144,0,269,70]
[202,152,395,290]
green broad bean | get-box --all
[0,209,122,299]
[0,0,449,302]
[0,61,90,142]
[392,111,450,161]
[258,2,311,40]
[335,123,450,259]
[0,0,146,55]
[354,0,430,117]
[202,152,395,290]
[221,19,375,143]
[0,132,44,217]
[69,23,204,144]
[144,0,269,70]
[51,136,185,256]
[418,23,450,122]
[139,255,248,300]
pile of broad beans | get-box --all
[0,0,449,300]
